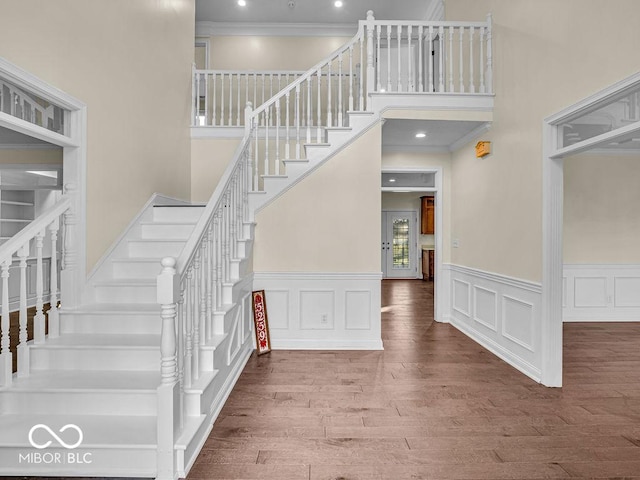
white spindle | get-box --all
[359,35,364,110]
[327,63,333,127]
[486,13,493,94]
[212,74,217,126]
[348,45,354,111]
[295,84,301,159]
[198,244,207,362]
[276,102,281,175]
[480,26,486,93]
[316,70,322,142]
[469,26,475,93]
[407,26,413,92]
[387,26,392,92]
[158,257,178,385]
[206,225,213,341]
[444,26,450,93]
[253,73,257,112]
[220,74,225,126]
[214,213,222,312]
[48,218,59,338]
[237,74,241,126]
[306,77,312,143]
[285,92,291,159]
[261,74,265,110]
[338,53,344,126]
[253,118,259,188]
[376,25,381,91]
[17,243,28,377]
[428,26,434,92]
[397,25,402,92]
[264,110,270,176]
[34,230,45,344]
[195,73,200,125]
[418,26,424,92]
[459,27,465,93]
[204,74,209,126]
[184,269,193,388]
[228,74,233,126]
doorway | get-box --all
[381,210,418,278]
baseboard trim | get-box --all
[271,339,384,350]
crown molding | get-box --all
[195,20,357,37]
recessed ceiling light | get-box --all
[334,0,343,7]
[237,0,246,6]
[388,178,396,183]
[415,132,426,138]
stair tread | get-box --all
[128,238,187,243]
[93,278,156,286]
[2,370,160,392]
[111,256,164,263]
[34,333,160,348]
[139,220,198,225]
[0,413,157,447]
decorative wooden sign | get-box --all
[475,141,491,158]
[251,290,271,355]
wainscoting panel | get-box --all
[253,272,383,350]
[564,264,640,321]
[443,264,542,382]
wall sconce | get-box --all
[475,141,491,158]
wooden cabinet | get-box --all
[420,196,434,234]
[422,249,434,280]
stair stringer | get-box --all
[251,110,381,213]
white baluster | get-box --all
[193,251,201,380]
[306,77,312,143]
[198,243,207,361]
[327,63,333,127]
[220,74,225,126]
[338,53,344,126]
[17,243,29,377]
[264,110,270,176]
[237,74,242,126]
[469,26,475,93]
[204,73,209,126]
[34,230,45,344]
[285,92,291,160]
[348,45,354,111]
[459,27,465,93]
[359,35,365,110]
[214,212,222,311]
[397,25,402,92]
[365,11,375,105]
[295,84,301,159]
[253,119,259,189]
[212,73,217,126]
[486,14,493,94]
[407,25,413,92]
[261,74,266,111]
[387,26,392,92]
[0,261,11,387]
[253,73,258,112]
[184,267,193,388]
[480,26,486,94]
[444,26,450,93]
[376,25,381,92]
[418,26,424,92]
[47,218,59,338]
[228,73,233,126]
[276,102,281,175]
[316,70,322,142]
[206,226,213,341]
[158,257,178,384]
[195,72,200,125]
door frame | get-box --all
[381,167,443,322]
[542,71,640,387]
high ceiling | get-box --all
[196,0,436,25]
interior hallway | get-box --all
[187,280,640,480]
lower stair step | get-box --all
[0,413,157,476]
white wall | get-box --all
[0,0,195,271]
[191,137,241,203]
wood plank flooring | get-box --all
[188,279,640,480]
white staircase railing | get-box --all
[0,195,71,387]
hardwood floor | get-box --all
[187,279,640,480]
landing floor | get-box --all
[186,279,640,479]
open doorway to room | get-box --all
[543,72,640,387]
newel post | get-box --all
[156,256,180,480]
[365,10,376,109]
[61,183,79,308]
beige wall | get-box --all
[0,0,195,271]
[446,0,640,282]
[382,151,452,262]
[0,148,62,165]
[208,36,352,71]
[564,154,640,264]
[253,125,381,272]
[191,137,241,203]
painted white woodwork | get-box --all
[253,272,383,350]
[563,264,640,321]
[444,263,543,383]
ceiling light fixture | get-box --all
[415,132,426,138]
[334,0,343,7]
[388,178,396,183]
[237,0,246,6]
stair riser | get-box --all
[112,261,163,279]
[94,285,156,304]
[0,447,156,477]
[30,348,159,371]
[2,391,156,415]
[141,223,196,240]
[282,162,308,179]
[304,145,330,161]
[128,241,185,258]
[153,206,203,222]
[326,130,352,144]
[60,314,160,335]
[346,113,374,130]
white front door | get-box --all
[382,210,418,278]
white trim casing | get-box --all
[444,264,543,383]
[195,21,357,38]
[563,264,640,322]
[253,272,383,350]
